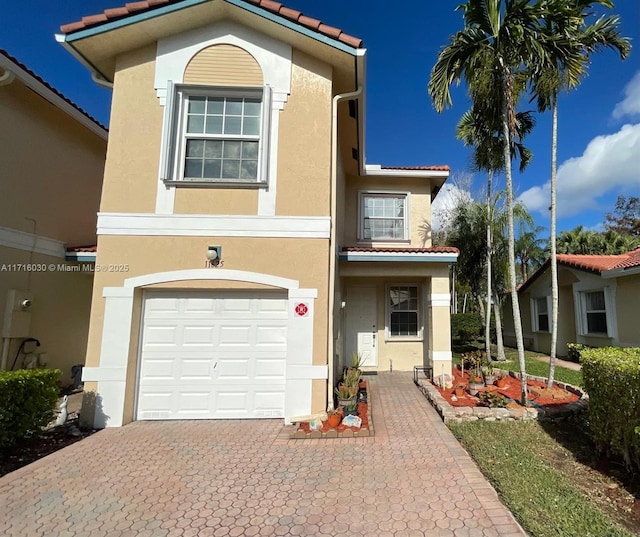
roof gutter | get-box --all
[602,265,640,279]
[55,34,113,88]
[327,51,365,411]
[0,51,107,140]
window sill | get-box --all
[385,336,423,343]
[356,239,412,246]
[581,333,612,339]
[164,180,268,189]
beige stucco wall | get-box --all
[275,49,332,217]
[0,77,105,245]
[616,273,640,346]
[0,246,93,384]
[84,235,330,421]
[342,176,433,248]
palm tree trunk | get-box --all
[501,67,528,405]
[548,95,559,388]
[485,171,493,364]
[493,294,506,361]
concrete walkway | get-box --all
[529,355,581,371]
[0,372,526,537]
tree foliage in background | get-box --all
[605,196,640,237]
[556,225,640,255]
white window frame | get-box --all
[579,289,610,336]
[358,191,410,243]
[531,296,551,333]
[161,83,271,187]
[386,283,423,341]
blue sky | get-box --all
[3,0,639,235]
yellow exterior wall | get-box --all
[275,49,332,217]
[616,274,640,346]
[0,247,93,384]
[84,235,330,418]
[343,176,432,247]
[100,44,161,214]
[0,78,105,245]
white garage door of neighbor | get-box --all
[137,291,288,420]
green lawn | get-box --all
[453,342,583,387]
[449,421,634,537]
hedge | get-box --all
[451,313,483,343]
[0,369,61,449]
[581,347,640,472]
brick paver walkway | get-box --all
[0,372,526,536]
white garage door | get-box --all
[137,291,288,420]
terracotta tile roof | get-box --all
[66,245,98,253]
[0,49,107,132]
[614,246,640,270]
[60,0,364,48]
[556,253,625,272]
[342,246,459,254]
[380,165,450,172]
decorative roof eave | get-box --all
[58,0,363,53]
[364,164,450,179]
[65,245,97,263]
[339,250,458,263]
[0,50,107,140]
[602,264,640,279]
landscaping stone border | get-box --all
[417,369,588,423]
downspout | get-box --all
[92,72,114,90]
[327,85,362,410]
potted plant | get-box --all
[342,400,358,417]
[326,408,342,428]
[454,383,465,397]
[482,365,497,386]
[334,384,357,407]
[468,359,485,396]
[495,372,508,388]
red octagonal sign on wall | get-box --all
[295,303,309,317]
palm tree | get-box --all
[514,226,546,282]
[429,0,551,404]
[531,0,630,388]
[456,100,535,363]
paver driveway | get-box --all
[0,372,526,537]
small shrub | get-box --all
[451,313,483,343]
[566,342,591,363]
[581,347,640,472]
[461,350,483,375]
[478,391,507,408]
[0,369,61,449]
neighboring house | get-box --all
[0,50,107,385]
[504,248,640,356]
[57,0,458,428]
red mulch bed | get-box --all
[436,368,580,408]
[297,380,369,434]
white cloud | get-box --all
[519,122,640,218]
[431,182,473,231]
[612,71,640,120]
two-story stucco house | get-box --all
[0,50,107,385]
[58,0,458,428]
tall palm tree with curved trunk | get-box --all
[429,0,551,404]
[531,0,630,387]
[456,101,534,364]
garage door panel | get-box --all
[138,291,288,420]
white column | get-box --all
[82,287,134,428]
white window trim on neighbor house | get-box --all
[153,20,292,216]
[572,280,617,340]
[161,84,272,187]
[358,191,410,243]
[531,295,551,333]
[385,283,423,341]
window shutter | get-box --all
[260,85,272,184]
[159,81,176,182]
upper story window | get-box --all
[162,85,270,187]
[359,193,409,241]
[532,296,550,332]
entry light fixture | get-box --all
[206,246,222,268]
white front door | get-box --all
[136,290,288,420]
[346,287,378,367]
